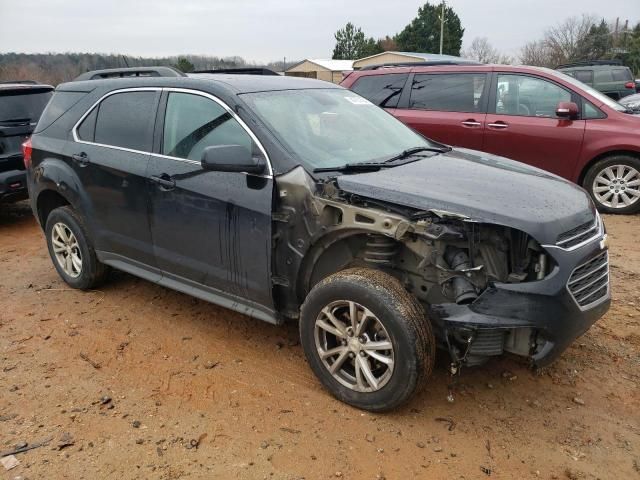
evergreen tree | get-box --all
[395,2,464,55]
[332,22,382,59]
[579,19,612,60]
[174,57,195,73]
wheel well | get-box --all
[297,232,403,301]
[36,190,70,228]
[578,150,640,186]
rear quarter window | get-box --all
[34,91,86,133]
[87,91,158,152]
[350,74,408,108]
[612,69,633,82]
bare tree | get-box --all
[464,37,498,63]
[543,14,597,65]
[520,40,554,67]
[463,37,514,64]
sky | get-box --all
[0,0,638,62]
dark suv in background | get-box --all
[557,60,636,100]
[341,63,640,214]
[25,67,609,411]
[0,81,53,203]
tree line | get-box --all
[0,53,298,85]
[332,3,640,74]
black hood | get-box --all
[336,148,596,245]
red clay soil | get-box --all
[1,201,638,479]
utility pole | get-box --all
[439,0,446,55]
[283,56,286,73]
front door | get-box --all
[147,90,274,309]
[70,89,160,267]
[483,73,585,179]
[391,72,489,150]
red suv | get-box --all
[341,64,640,214]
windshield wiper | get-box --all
[314,162,385,173]
[384,145,451,164]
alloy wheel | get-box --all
[314,300,394,392]
[51,222,83,278]
[592,164,640,209]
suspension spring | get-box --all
[363,234,397,266]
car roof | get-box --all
[348,64,555,76]
[58,74,342,96]
[559,64,630,71]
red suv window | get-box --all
[350,73,408,108]
[409,73,487,113]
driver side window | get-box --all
[162,92,255,161]
[495,74,571,118]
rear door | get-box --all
[483,73,585,178]
[391,72,489,150]
[71,88,160,269]
[146,89,274,309]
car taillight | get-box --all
[625,81,635,89]
[22,137,33,169]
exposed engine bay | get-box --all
[272,167,551,367]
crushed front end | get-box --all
[272,167,611,369]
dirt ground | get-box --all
[0,201,638,480]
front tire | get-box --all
[45,206,109,289]
[583,155,640,214]
[299,268,435,411]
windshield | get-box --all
[0,90,53,123]
[545,68,626,112]
[241,89,437,170]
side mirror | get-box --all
[201,145,265,174]
[556,101,579,120]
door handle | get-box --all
[149,174,176,190]
[71,152,90,166]
[461,119,482,127]
[487,122,509,129]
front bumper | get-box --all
[428,236,610,366]
[0,169,28,203]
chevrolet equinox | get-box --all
[25,67,610,411]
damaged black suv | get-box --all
[26,67,610,411]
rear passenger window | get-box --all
[573,70,594,84]
[162,92,256,161]
[594,70,614,83]
[77,107,97,142]
[350,74,408,108]
[88,91,157,151]
[409,74,487,113]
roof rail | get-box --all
[359,60,481,71]
[191,67,280,76]
[73,66,186,81]
[0,80,40,85]
[557,59,624,69]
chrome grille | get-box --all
[557,217,600,249]
[567,251,609,308]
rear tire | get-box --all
[299,268,435,411]
[45,206,109,289]
[583,155,640,214]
